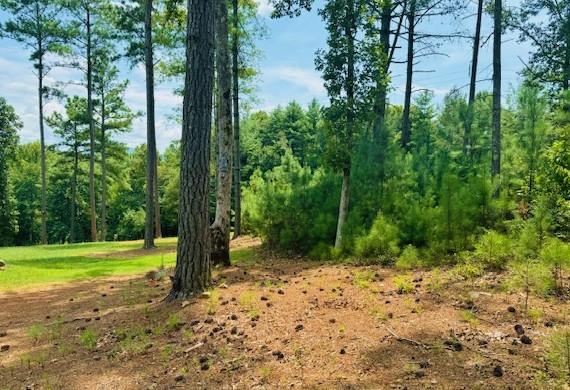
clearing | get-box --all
[0,237,566,389]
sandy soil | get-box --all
[0,241,567,389]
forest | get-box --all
[0,0,569,388]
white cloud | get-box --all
[263,66,325,96]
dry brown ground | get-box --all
[0,240,567,389]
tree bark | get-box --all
[154,153,162,238]
[38,46,48,245]
[492,0,502,178]
[166,0,215,300]
[70,130,78,244]
[372,1,391,169]
[464,0,483,157]
[144,0,157,249]
[100,124,108,242]
[334,0,356,249]
[401,0,415,151]
[86,6,98,242]
[211,0,233,266]
[231,0,241,239]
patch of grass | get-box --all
[166,313,183,331]
[459,310,479,327]
[369,307,388,321]
[27,324,47,344]
[527,308,544,323]
[353,269,375,289]
[545,328,570,385]
[79,329,98,350]
[0,238,177,291]
[116,326,151,354]
[230,248,257,265]
[239,291,256,309]
[393,274,414,294]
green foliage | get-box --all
[540,238,570,290]
[393,274,414,294]
[395,245,421,270]
[545,329,570,385]
[354,214,400,262]
[473,230,514,270]
[79,329,98,350]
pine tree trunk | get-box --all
[372,2,391,169]
[334,0,356,250]
[401,0,415,151]
[70,134,78,244]
[38,51,48,245]
[492,0,502,178]
[211,0,233,266]
[464,0,483,157]
[86,7,98,242]
[231,0,241,239]
[144,0,157,249]
[100,125,108,242]
[154,154,162,238]
[167,0,215,300]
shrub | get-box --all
[545,329,570,385]
[354,214,400,262]
[540,238,570,291]
[473,230,513,270]
[395,245,421,270]
[393,274,414,294]
[452,260,485,280]
[117,209,145,241]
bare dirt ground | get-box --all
[0,239,567,389]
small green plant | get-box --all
[161,345,173,362]
[473,230,513,270]
[206,289,220,315]
[459,310,479,327]
[239,291,256,309]
[393,274,414,294]
[427,268,444,294]
[452,260,485,280]
[166,313,183,331]
[540,238,570,293]
[353,269,375,289]
[369,307,388,321]
[27,324,47,344]
[79,329,97,350]
[116,326,151,354]
[545,328,570,385]
[395,245,421,270]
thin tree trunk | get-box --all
[334,0,355,250]
[144,0,157,249]
[154,153,162,238]
[401,0,415,151]
[464,0,483,156]
[70,134,78,244]
[38,51,48,245]
[231,0,241,239]
[372,1,391,168]
[100,125,108,242]
[211,0,233,266]
[166,0,215,300]
[86,7,97,242]
[492,0,502,178]
[564,14,569,90]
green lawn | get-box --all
[0,238,178,292]
[0,238,257,292]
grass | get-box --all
[0,238,255,291]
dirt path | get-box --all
[0,247,566,389]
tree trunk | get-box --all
[100,125,108,242]
[334,0,356,250]
[38,51,48,245]
[154,153,162,238]
[166,0,215,300]
[231,0,241,239]
[86,7,98,242]
[372,2,391,169]
[70,133,78,244]
[211,0,233,266]
[401,0,415,151]
[492,0,502,178]
[144,0,157,249]
[464,0,483,156]
[564,15,569,90]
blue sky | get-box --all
[0,0,532,151]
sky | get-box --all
[0,0,533,152]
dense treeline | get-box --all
[0,0,569,298]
